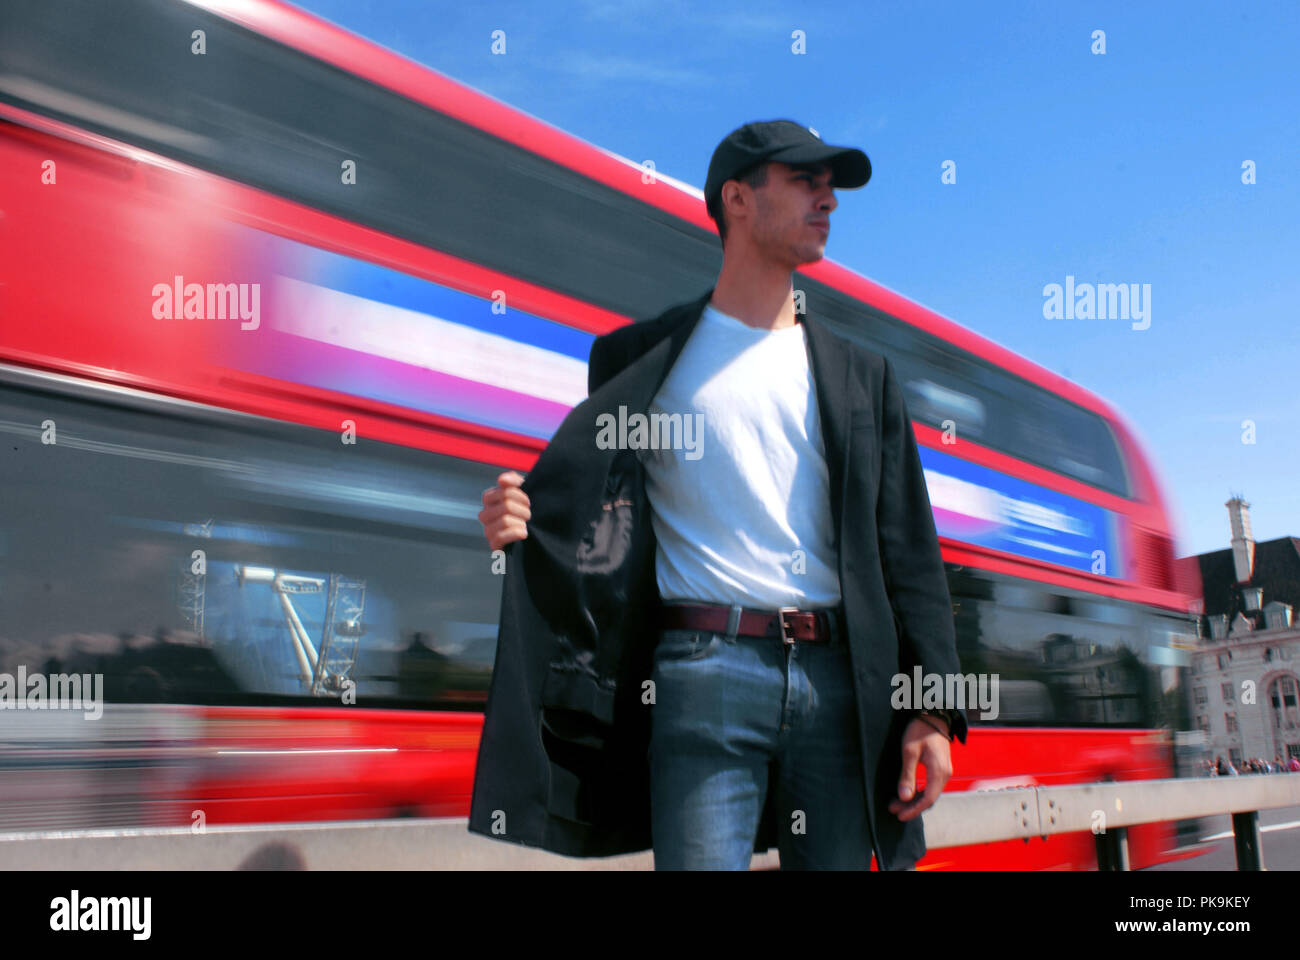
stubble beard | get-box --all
[754,210,825,269]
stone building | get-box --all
[1181,496,1300,769]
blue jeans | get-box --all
[648,605,875,870]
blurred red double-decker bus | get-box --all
[0,0,1202,867]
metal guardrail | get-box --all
[3,776,1297,870]
[921,775,1300,870]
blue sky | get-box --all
[293,0,1299,560]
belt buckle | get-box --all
[778,606,799,646]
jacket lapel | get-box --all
[800,313,850,559]
[622,288,714,415]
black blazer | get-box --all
[468,287,967,869]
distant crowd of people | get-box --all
[1202,754,1300,776]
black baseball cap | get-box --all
[704,119,871,211]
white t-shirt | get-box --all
[641,302,841,608]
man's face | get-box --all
[747,161,837,266]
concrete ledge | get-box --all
[0,819,783,870]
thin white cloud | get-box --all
[577,0,818,36]
[549,52,715,86]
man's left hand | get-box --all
[888,716,953,822]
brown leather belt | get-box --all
[657,602,839,645]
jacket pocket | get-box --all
[540,658,618,727]
[540,703,610,749]
[577,466,637,577]
[569,450,653,687]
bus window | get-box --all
[0,377,502,709]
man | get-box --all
[471,119,968,870]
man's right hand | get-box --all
[479,471,531,551]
